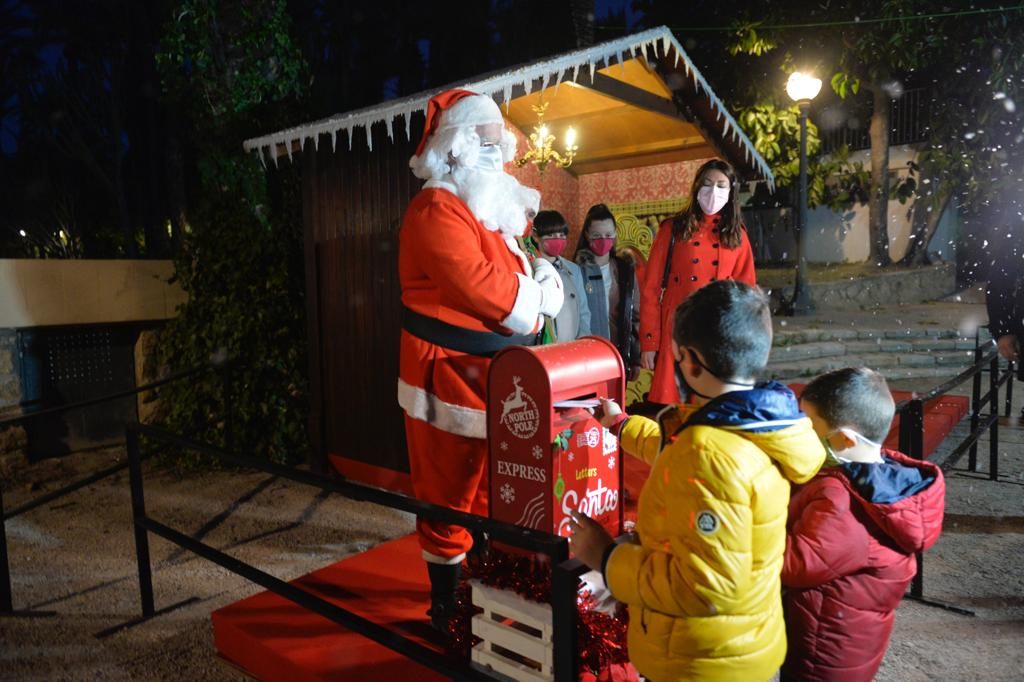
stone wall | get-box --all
[134,327,167,425]
[0,328,27,459]
[778,263,957,310]
[0,328,17,410]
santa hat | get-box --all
[415,89,504,155]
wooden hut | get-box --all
[243,26,773,491]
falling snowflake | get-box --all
[500,483,516,504]
[607,455,616,469]
[500,441,509,451]
[568,452,575,462]
[532,445,544,460]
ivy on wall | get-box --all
[155,0,309,465]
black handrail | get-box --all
[897,339,1012,616]
[0,363,210,428]
[124,422,582,682]
[0,359,233,614]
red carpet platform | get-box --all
[212,473,648,680]
[215,391,965,680]
[212,534,449,681]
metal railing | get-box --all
[124,422,589,682]
[0,359,235,614]
[896,337,1016,615]
[819,87,931,154]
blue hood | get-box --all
[841,457,935,504]
[684,381,806,432]
[673,380,825,485]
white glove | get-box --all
[533,258,564,317]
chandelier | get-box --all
[514,102,578,173]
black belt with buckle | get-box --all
[402,306,538,357]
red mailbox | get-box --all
[488,337,625,540]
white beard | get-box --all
[450,166,541,238]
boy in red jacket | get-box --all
[784,368,945,682]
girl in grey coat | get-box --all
[532,210,591,341]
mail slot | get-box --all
[487,337,625,539]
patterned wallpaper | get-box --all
[578,158,712,224]
[505,118,714,249]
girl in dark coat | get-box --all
[574,203,641,378]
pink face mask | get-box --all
[589,237,615,257]
[697,185,731,215]
[540,237,568,257]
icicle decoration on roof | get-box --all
[241,26,775,189]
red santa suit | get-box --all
[399,183,542,561]
[639,213,756,404]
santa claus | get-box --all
[398,89,563,631]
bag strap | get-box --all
[659,225,678,304]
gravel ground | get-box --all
[2,383,1023,681]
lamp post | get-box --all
[785,71,822,315]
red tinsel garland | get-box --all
[440,546,637,681]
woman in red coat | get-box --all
[639,159,756,405]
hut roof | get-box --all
[243,26,774,188]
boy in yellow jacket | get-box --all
[570,281,825,681]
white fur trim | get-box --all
[424,178,457,193]
[436,95,503,132]
[423,550,466,565]
[502,274,542,335]
[398,378,487,439]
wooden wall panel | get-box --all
[305,117,423,475]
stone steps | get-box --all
[766,325,993,384]
[772,326,982,345]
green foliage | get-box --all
[833,0,942,85]
[728,23,777,57]
[814,145,866,210]
[156,0,306,117]
[155,0,309,466]
[814,146,916,212]
[830,72,860,99]
[739,102,823,199]
[158,157,306,467]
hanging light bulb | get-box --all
[565,126,577,149]
[515,102,579,173]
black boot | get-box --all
[426,562,461,634]
[467,529,490,567]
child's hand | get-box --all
[568,510,614,571]
[595,398,622,428]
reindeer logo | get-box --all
[501,377,526,420]
[499,376,540,439]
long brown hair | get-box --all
[672,159,744,249]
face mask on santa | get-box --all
[473,145,505,173]
[697,185,731,215]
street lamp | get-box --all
[784,71,822,315]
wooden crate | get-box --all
[469,580,554,682]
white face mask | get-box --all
[474,145,505,173]
[697,185,731,215]
[824,427,884,463]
